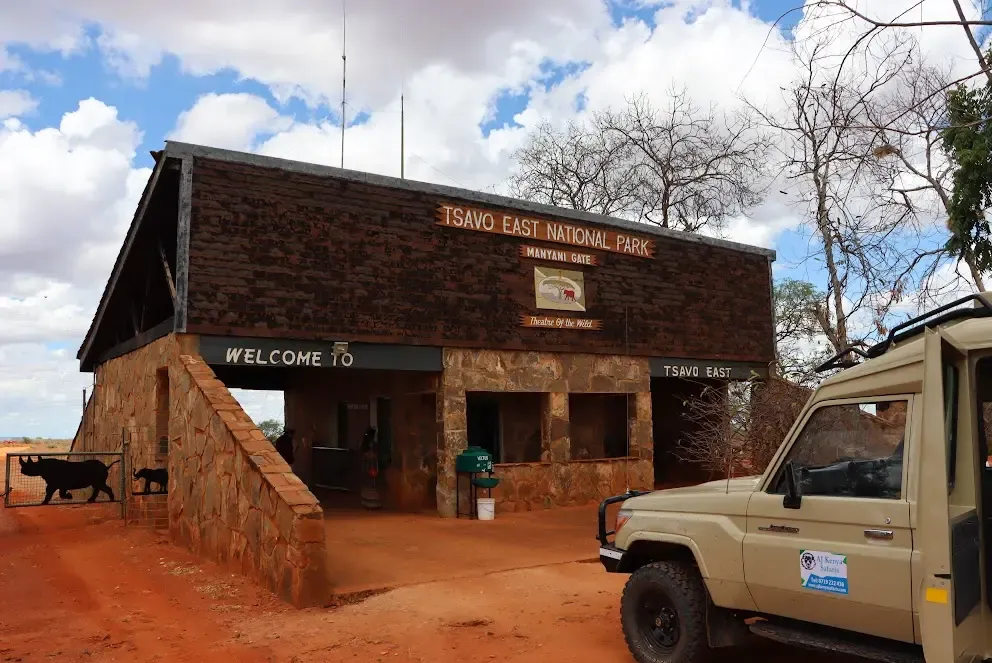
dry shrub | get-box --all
[743,377,812,473]
[676,375,812,477]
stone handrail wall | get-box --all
[170,354,329,607]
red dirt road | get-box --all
[0,505,858,663]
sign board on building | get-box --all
[520,315,603,330]
[197,336,444,372]
[519,244,599,266]
[436,202,655,258]
[534,266,586,313]
[649,357,769,381]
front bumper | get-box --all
[598,544,625,573]
[596,490,650,573]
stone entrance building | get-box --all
[72,141,775,604]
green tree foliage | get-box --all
[773,278,832,386]
[258,419,284,442]
[943,69,992,274]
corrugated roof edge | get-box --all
[164,140,777,261]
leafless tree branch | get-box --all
[509,87,773,234]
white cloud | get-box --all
[2,0,610,108]
[0,342,91,439]
[170,92,294,152]
[0,99,148,436]
[0,98,146,287]
[0,90,38,119]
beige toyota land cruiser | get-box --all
[597,294,992,663]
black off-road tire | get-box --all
[620,560,709,663]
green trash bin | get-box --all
[455,447,500,518]
[456,446,493,473]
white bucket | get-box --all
[476,497,495,521]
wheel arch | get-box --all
[618,534,709,578]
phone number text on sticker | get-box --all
[800,550,848,595]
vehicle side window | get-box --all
[770,400,908,500]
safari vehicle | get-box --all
[597,294,992,663]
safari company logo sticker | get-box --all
[800,550,848,595]
[534,266,586,312]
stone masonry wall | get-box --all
[72,333,329,607]
[171,354,329,607]
[438,348,653,516]
[71,334,196,525]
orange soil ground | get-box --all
[0,504,858,663]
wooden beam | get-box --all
[175,157,193,332]
[130,304,141,335]
[158,242,178,309]
[140,268,150,330]
[95,317,175,367]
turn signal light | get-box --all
[615,509,633,533]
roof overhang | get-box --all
[76,151,177,370]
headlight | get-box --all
[615,509,633,533]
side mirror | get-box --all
[783,460,802,510]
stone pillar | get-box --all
[629,392,654,461]
[542,392,571,504]
[436,380,467,518]
[628,391,655,491]
[541,392,570,462]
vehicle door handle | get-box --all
[864,529,893,540]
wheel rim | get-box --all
[638,589,680,653]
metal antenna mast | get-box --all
[400,90,405,179]
[340,0,347,169]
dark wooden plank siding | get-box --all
[184,157,774,362]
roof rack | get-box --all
[814,346,870,374]
[867,293,992,358]
[813,293,992,374]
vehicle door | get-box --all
[917,328,982,662]
[743,394,915,642]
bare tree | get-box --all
[745,376,812,472]
[806,0,992,87]
[865,53,987,301]
[508,119,643,218]
[596,88,774,233]
[751,38,915,354]
[675,380,751,476]
[510,88,773,235]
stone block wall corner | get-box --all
[171,353,330,608]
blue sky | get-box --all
[0,0,985,437]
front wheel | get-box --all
[620,560,709,663]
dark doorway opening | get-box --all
[376,396,393,469]
[467,392,502,463]
[650,377,724,488]
[155,368,170,458]
[569,393,629,460]
[972,358,992,611]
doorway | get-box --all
[650,377,723,488]
[466,393,502,464]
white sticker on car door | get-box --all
[800,549,848,595]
